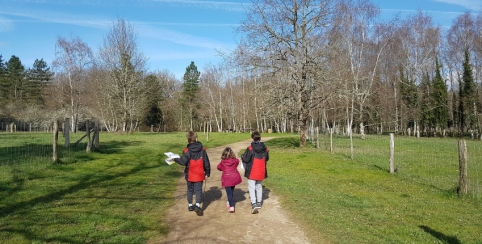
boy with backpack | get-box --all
[174,131,211,216]
[241,131,269,214]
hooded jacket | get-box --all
[217,158,242,187]
[241,141,269,180]
[174,141,211,182]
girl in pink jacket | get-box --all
[217,147,242,213]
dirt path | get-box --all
[161,138,311,244]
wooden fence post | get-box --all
[86,120,91,152]
[53,120,58,162]
[94,120,99,148]
[458,140,468,195]
[390,133,395,174]
[330,127,333,153]
[65,118,70,147]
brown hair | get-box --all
[221,147,236,160]
[186,131,198,143]
[251,131,261,141]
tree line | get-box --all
[1,1,482,147]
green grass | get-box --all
[0,132,266,243]
[264,136,482,244]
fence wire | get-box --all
[308,127,481,204]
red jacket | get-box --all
[241,141,269,180]
[217,158,242,187]
[174,141,211,182]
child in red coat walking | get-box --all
[217,147,242,213]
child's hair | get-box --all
[251,131,261,141]
[221,147,237,160]
[186,131,198,143]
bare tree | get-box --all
[237,0,334,146]
[52,35,94,132]
[98,17,148,132]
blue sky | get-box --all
[0,0,481,79]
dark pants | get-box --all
[225,186,235,207]
[187,181,203,204]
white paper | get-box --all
[164,152,180,165]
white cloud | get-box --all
[0,42,8,48]
[138,24,232,49]
[0,8,231,49]
[0,16,13,32]
[431,0,482,10]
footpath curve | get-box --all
[161,138,311,244]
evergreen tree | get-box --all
[5,55,26,102]
[143,74,164,128]
[461,49,476,129]
[420,72,435,132]
[0,55,5,101]
[399,65,419,128]
[181,61,201,131]
[432,58,448,129]
[26,58,53,104]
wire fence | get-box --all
[308,127,482,204]
[0,120,89,183]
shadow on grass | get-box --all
[419,225,461,244]
[0,162,160,217]
[1,227,86,244]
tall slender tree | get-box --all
[461,49,476,130]
[432,58,448,130]
[181,61,200,131]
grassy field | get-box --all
[264,136,482,244]
[0,132,263,243]
[2,132,481,243]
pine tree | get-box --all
[26,58,53,104]
[5,55,26,102]
[399,65,418,129]
[420,72,435,133]
[461,49,476,130]
[143,74,164,128]
[181,61,201,131]
[432,58,448,129]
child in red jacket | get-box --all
[217,147,242,213]
[241,131,268,214]
[174,131,211,216]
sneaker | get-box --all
[251,203,258,214]
[227,201,230,209]
[188,205,194,211]
[229,206,235,213]
[194,205,203,216]
[257,202,262,209]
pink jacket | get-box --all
[217,158,242,187]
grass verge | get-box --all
[264,137,482,244]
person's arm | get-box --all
[265,148,269,162]
[217,161,223,171]
[203,150,211,177]
[241,147,252,163]
[174,149,189,166]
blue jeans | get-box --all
[225,186,236,207]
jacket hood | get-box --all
[222,158,239,167]
[251,141,267,153]
[187,141,203,153]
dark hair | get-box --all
[251,131,261,141]
[186,131,198,143]
[221,147,236,160]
